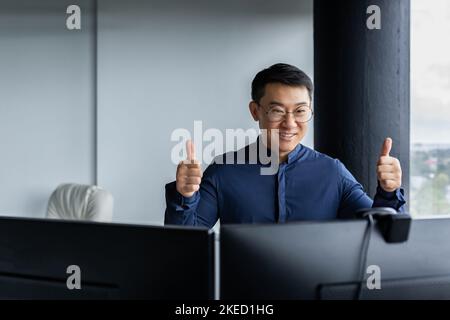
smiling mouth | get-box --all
[279,132,297,139]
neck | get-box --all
[279,152,289,164]
[258,135,298,164]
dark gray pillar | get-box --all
[314,0,410,206]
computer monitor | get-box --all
[220,218,450,300]
[0,216,214,299]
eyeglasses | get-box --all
[258,104,314,123]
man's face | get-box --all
[249,83,311,157]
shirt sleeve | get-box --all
[164,164,220,228]
[336,160,407,218]
[373,183,407,213]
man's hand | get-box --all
[176,140,203,198]
[377,137,402,193]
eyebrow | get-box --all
[268,101,309,106]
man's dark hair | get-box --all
[251,63,314,104]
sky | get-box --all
[411,0,450,144]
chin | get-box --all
[278,141,300,154]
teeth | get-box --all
[280,133,296,138]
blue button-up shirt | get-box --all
[165,143,406,228]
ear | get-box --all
[249,101,260,121]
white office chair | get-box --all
[47,183,114,222]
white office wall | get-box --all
[0,0,96,218]
[97,0,314,225]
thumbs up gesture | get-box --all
[176,140,203,198]
[377,138,402,193]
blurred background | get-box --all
[411,0,450,217]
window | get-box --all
[411,0,450,217]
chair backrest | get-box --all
[47,183,113,222]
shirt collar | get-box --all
[286,143,305,164]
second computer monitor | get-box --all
[221,219,450,300]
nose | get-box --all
[281,112,298,129]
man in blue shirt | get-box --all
[165,63,406,227]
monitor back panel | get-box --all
[0,217,214,299]
[221,220,367,299]
[220,219,450,300]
